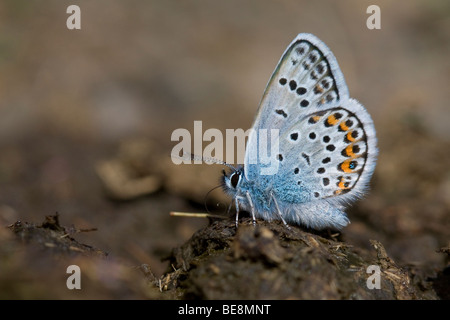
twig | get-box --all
[170,211,227,219]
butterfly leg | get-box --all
[245,191,256,226]
[234,196,240,228]
[227,201,233,215]
[270,192,291,230]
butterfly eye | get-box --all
[230,172,241,188]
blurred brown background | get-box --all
[0,0,448,298]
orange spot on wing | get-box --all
[314,85,324,94]
[340,159,354,173]
[339,121,349,131]
[326,115,339,126]
[346,131,355,142]
[337,177,350,190]
[345,145,355,158]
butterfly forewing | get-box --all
[245,34,349,180]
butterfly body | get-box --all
[222,33,377,230]
[223,165,352,230]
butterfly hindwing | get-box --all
[277,99,377,204]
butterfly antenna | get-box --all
[203,184,224,214]
[181,152,237,171]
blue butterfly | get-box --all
[221,33,378,230]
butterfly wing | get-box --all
[243,34,377,228]
[275,99,378,201]
[245,33,349,180]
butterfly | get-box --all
[221,33,378,230]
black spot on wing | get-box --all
[275,109,288,118]
[302,153,310,166]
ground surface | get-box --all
[0,1,448,299]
